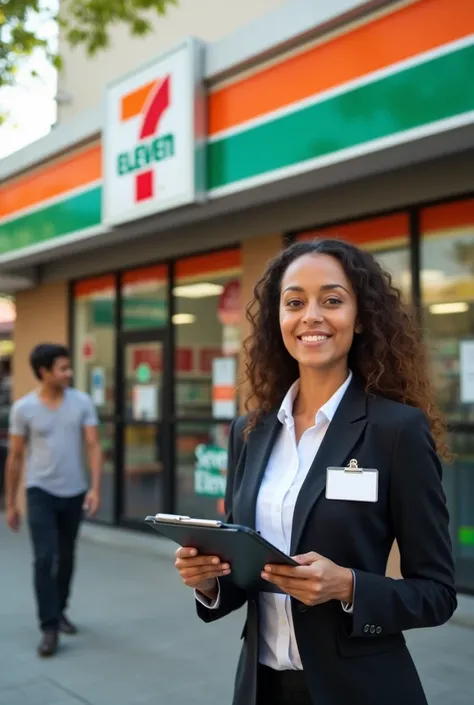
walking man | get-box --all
[5,343,102,657]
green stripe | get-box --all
[0,186,102,255]
[208,43,474,190]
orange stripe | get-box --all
[421,199,474,234]
[298,214,408,246]
[123,265,168,285]
[121,81,158,121]
[74,275,115,298]
[0,144,101,220]
[209,0,474,136]
[176,249,241,279]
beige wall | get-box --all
[239,233,284,412]
[13,281,69,401]
[12,281,68,513]
[57,0,286,123]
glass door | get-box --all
[121,333,166,522]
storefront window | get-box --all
[445,432,474,591]
[421,199,474,423]
[297,213,411,297]
[176,421,231,519]
[121,265,168,330]
[73,276,116,414]
[73,276,117,522]
[174,249,242,419]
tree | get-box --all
[0,0,178,91]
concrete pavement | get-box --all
[0,517,472,705]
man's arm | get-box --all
[83,425,102,516]
[5,435,26,531]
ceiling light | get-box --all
[173,283,224,298]
[172,313,196,325]
[429,302,469,315]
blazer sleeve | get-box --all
[196,416,248,624]
[348,408,457,637]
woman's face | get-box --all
[279,253,359,372]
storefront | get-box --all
[1,0,474,590]
[72,248,242,527]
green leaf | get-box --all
[1,0,179,115]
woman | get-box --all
[175,239,457,705]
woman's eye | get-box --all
[286,299,303,308]
[325,297,342,305]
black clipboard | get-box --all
[145,513,298,593]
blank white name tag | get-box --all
[326,460,379,502]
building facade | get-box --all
[0,0,473,591]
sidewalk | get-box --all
[0,518,472,705]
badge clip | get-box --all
[345,459,363,473]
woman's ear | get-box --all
[355,323,363,334]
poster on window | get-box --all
[460,340,474,403]
[90,367,105,406]
[194,443,227,498]
[212,357,236,419]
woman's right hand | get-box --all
[175,546,231,601]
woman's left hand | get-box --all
[261,551,354,606]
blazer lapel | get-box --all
[237,410,281,530]
[290,377,368,555]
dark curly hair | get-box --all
[243,239,449,460]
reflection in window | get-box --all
[174,250,242,419]
[121,265,168,331]
[73,276,116,415]
[444,432,474,590]
[297,213,411,298]
[176,421,231,519]
[421,200,474,423]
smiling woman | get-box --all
[244,239,447,456]
[178,237,456,705]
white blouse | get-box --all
[197,372,354,671]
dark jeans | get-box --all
[258,664,313,705]
[27,487,85,632]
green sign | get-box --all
[459,526,474,546]
[136,363,151,383]
[117,134,174,176]
[92,298,167,328]
[194,444,227,498]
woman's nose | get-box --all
[302,302,323,325]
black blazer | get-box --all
[196,376,457,705]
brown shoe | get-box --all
[38,630,58,657]
[59,614,78,635]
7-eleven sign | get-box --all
[103,40,203,226]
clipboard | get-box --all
[144,513,298,593]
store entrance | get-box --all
[119,330,170,524]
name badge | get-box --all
[326,459,378,503]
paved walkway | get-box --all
[0,518,472,705]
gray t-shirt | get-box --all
[9,388,98,498]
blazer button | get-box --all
[376,626,382,634]
[297,604,308,613]
[363,624,370,633]
[369,625,376,634]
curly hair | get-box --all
[243,238,449,460]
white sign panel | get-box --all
[91,367,105,406]
[460,340,474,403]
[103,39,205,226]
[132,384,158,421]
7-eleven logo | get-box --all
[117,76,173,203]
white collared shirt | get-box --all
[196,371,354,671]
